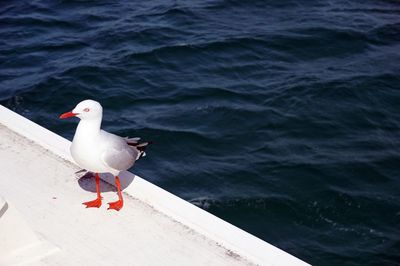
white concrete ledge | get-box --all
[0,197,59,265]
[0,105,309,266]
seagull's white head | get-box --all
[60,99,103,120]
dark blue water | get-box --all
[1,0,400,265]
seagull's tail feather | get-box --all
[127,140,153,159]
[125,137,141,144]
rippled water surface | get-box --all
[1,1,400,265]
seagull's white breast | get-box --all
[70,120,114,174]
[70,135,111,174]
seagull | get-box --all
[59,99,150,211]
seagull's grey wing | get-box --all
[99,130,139,171]
[101,146,138,172]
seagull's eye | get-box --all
[83,108,90,112]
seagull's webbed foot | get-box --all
[107,200,123,211]
[107,176,124,211]
[82,172,102,208]
[83,197,102,208]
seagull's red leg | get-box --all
[82,173,102,208]
[108,176,124,211]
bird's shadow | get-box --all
[78,171,135,193]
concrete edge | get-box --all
[0,197,8,218]
[0,105,310,266]
[0,197,60,265]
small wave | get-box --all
[1,15,80,29]
[189,195,296,211]
[146,7,199,20]
[368,22,400,45]
[203,0,307,10]
[120,36,270,60]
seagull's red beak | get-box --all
[59,111,77,119]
